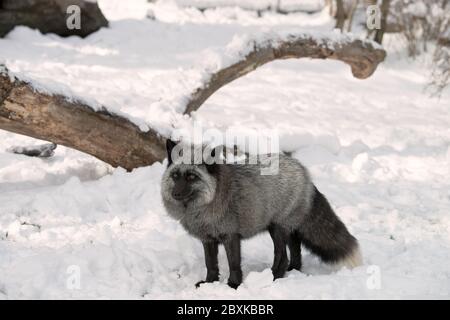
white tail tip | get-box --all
[337,245,363,269]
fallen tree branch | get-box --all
[0,70,166,171]
[184,35,386,114]
[0,34,386,170]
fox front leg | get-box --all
[196,240,219,288]
[223,234,242,289]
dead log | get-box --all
[0,35,386,170]
[0,70,166,171]
[0,0,108,38]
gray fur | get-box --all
[162,154,314,240]
[161,141,362,288]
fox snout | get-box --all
[171,181,194,201]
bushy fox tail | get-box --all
[298,186,362,268]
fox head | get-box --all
[161,139,218,212]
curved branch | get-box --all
[0,34,386,170]
[0,70,166,171]
[184,36,386,114]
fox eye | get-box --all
[186,173,197,181]
[171,172,180,180]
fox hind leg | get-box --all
[223,234,242,289]
[268,224,289,280]
[287,231,302,271]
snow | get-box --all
[1,20,378,136]
[0,0,449,299]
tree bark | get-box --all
[0,71,166,171]
[0,36,386,170]
[346,0,360,32]
[335,0,347,31]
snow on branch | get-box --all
[184,31,386,114]
[0,31,385,170]
[0,67,166,171]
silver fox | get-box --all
[161,140,362,289]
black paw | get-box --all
[227,281,241,289]
[272,265,288,280]
[196,278,219,288]
[272,260,289,280]
[272,270,286,280]
[287,264,301,271]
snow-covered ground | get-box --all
[0,0,449,299]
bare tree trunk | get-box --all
[374,0,391,44]
[335,0,347,31]
[346,0,360,32]
[0,36,386,170]
[327,0,333,15]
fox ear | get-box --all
[205,163,218,174]
[166,139,177,166]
